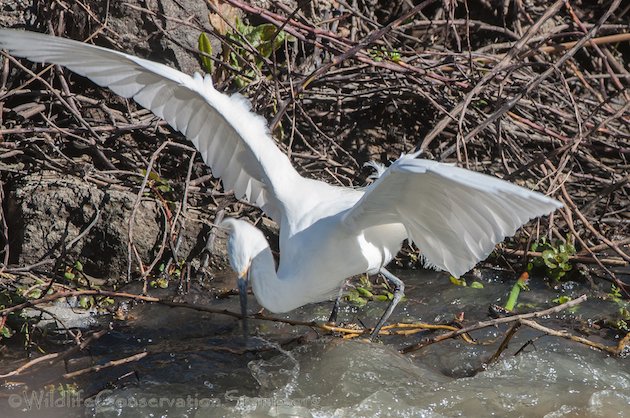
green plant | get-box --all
[344,275,404,307]
[368,46,402,62]
[608,284,624,303]
[150,276,169,289]
[201,15,294,88]
[449,275,484,289]
[198,32,214,74]
[61,260,90,287]
[528,235,576,280]
[0,291,37,343]
[0,317,13,339]
[142,170,174,195]
[606,285,630,332]
[504,272,529,311]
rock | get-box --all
[6,171,225,279]
[0,0,34,28]
[1,0,233,281]
[65,0,221,75]
[2,0,221,75]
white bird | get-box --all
[0,29,562,338]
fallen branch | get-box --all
[400,295,587,354]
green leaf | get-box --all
[449,276,467,287]
[558,252,569,263]
[470,281,484,289]
[359,275,371,289]
[552,295,571,304]
[78,296,93,309]
[541,249,558,269]
[259,24,279,42]
[74,261,83,272]
[157,184,172,193]
[64,272,76,280]
[148,171,161,182]
[0,325,13,338]
[198,33,214,73]
[345,290,368,307]
[356,287,374,298]
[235,18,248,35]
[388,50,401,62]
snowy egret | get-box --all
[0,29,562,338]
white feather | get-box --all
[0,29,298,222]
[342,156,562,277]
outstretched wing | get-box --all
[0,29,299,221]
[343,155,562,277]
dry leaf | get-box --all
[208,0,240,35]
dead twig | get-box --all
[519,318,627,356]
[484,322,522,366]
[0,328,109,378]
[62,351,148,379]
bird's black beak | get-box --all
[237,268,249,338]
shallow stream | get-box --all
[1,269,629,417]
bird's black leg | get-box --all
[370,268,405,340]
[327,280,348,324]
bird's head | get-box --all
[219,217,270,336]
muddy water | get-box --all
[1,270,628,417]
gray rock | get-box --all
[0,0,34,28]
[6,171,224,279]
[70,0,220,75]
[3,0,220,75]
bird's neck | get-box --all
[249,247,308,313]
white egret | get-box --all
[0,29,562,338]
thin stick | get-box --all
[484,322,521,366]
[62,351,148,379]
[519,319,625,356]
[0,329,108,378]
[537,33,630,55]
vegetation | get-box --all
[528,236,577,281]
